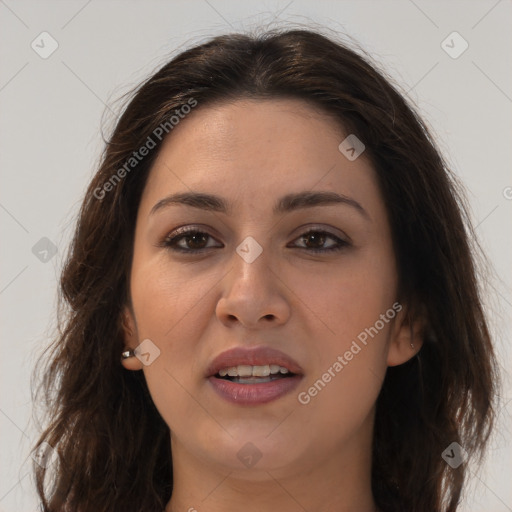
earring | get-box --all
[409,323,415,350]
[121,349,135,359]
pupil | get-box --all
[305,232,325,248]
[188,233,207,249]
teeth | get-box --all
[217,364,291,377]
[253,365,270,377]
[237,365,253,377]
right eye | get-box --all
[160,227,223,253]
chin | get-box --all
[200,431,305,475]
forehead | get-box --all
[138,98,383,221]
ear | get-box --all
[120,305,143,371]
[387,303,426,367]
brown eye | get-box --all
[291,230,349,253]
[162,229,222,253]
[160,227,349,254]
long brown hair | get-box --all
[33,27,499,511]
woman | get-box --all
[33,28,498,512]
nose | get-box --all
[215,244,291,330]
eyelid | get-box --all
[159,225,223,251]
[161,223,349,242]
[291,223,352,244]
[158,223,351,255]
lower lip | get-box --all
[208,375,302,405]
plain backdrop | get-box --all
[1,1,511,511]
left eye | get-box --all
[160,228,349,254]
[291,230,349,253]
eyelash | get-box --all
[159,226,350,254]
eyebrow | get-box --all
[150,191,370,220]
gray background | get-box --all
[1,1,511,510]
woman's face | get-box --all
[122,98,417,479]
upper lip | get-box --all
[206,346,304,377]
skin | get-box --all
[121,98,424,512]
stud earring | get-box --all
[409,323,415,350]
[121,349,135,359]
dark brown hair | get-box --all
[33,28,498,511]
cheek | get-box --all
[288,244,397,349]
[130,233,397,440]
[129,254,220,341]
[290,246,396,419]
[129,257,237,432]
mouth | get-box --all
[206,346,303,405]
